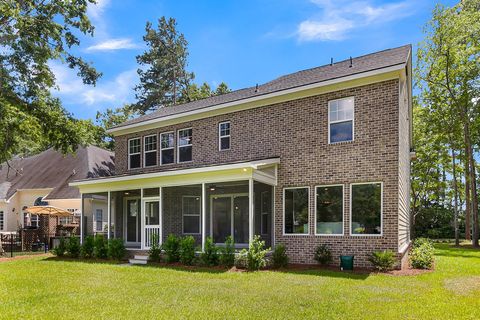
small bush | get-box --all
[272,243,289,268]
[219,236,235,268]
[368,250,396,272]
[314,244,332,265]
[179,236,196,265]
[201,237,219,266]
[245,235,270,271]
[66,237,80,258]
[53,237,66,257]
[93,235,108,259]
[148,234,162,262]
[234,250,248,269]
[81,236,95,258]
[107,238,126,261]
[410,238,435,269]
[163,234,180,263]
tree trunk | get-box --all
[451,148,460,246]
[464,151,471,241]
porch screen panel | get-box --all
[212,197,231,243]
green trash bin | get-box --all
[340,255,354,270]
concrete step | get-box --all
[134,255,149,261]
[129,259,148,265]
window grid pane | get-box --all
[144,135,157,152]
[129,138,141,154]
[179,129,192,146]
[161,132,174,149]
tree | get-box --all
[95,105,139,150]
[134,17,194,113]
[179,81,232,104]
[0,0,101,165]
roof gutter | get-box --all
[107,63,406,135]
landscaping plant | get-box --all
[148,234,162,262]
[219,236,235,268]
[163,234,180,263]
[200,237,219,266]
[272,243,289,268]
[314,244,332,265]
[245,235,270,271]
[80,236,95,258]
[53,237,66,257]
[410,238,435,269]
[66,237,80,258]
[93,235,108,259]
[368,250,396,272]
[107,239,126,261]
[179,236,196,265]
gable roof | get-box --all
[0,146,114,200]
[112,44,411,131]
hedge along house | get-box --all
[70,45,413,267]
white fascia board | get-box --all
[107,64,405,135]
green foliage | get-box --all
[219,236,235,268]
[95,105,139,150]
[200,237,219,266]
[107,239,126,261]
[414,205,455,239]
[66,237,80,258]
[52,237,66,257]
[272,243,289,268]
[314,244,332,265]
[93,235,108,259]
[179,82,232,104]
[179,236,196,265]
[245,236,270,271]
[410,238,435,269]
[80,236,95,258]
[148,234,162,263]
[368,250,396,272]
[162,234,180,263]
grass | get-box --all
[1,244,480,319]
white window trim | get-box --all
[349,181,383,237]
[282,186,310,236]
[218,121,231,151]
[0,211,4,231]
[160,131,175,165]
[328,96,355,144]
[128,137,142,170]
[177,128,193,163]
[182,195,201,235]
[143,134,158,168]
[314,184,344,236]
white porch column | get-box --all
[107,191,111,240]
[159,187,163,246]
[201,183,206,251]
[80,193,84,244]
[140,188,144,250]
[248,178,254,244]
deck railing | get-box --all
[144,225,161,249]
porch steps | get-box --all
[128,255,149,265]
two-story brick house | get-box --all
[71,45,412,267]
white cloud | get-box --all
[87,0,110,20]
[86,38,140,51]
[297,0,414,42]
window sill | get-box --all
[328,140,354,146]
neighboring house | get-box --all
[70,45,412,267]
[0,146,114,235]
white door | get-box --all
[143,199,161,249]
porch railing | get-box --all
[144,225,161,249]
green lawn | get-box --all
[1,245,479,319]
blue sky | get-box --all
[52,0,456,120]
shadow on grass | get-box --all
[434,244,480,259]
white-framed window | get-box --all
[95,209,103,232]
[178,128,193,163]
[283,187,310,235]
[0,211,4,231]
[128,138,141,169]
[59,216,74,225]
[144,135,158,167]
[350,182,383,236]
[182,196,201,234]
[218,121,231,151]
[315,185,344,235]
[160,132,175,165]
[260,191,270,235]
[328,97,354,143]
[31,214,39,228]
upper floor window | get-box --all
[178,128,193,162]
[219,121,231,151]
[144,135,158,167]
[161,132,175,165]
[328,97,354,143]
[128,138,141,169]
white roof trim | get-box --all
[107,64,405,134]
[69,158,280,187]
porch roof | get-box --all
[69,158,279,193]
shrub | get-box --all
[245,235,270,271]
[93,235,108,259]
[53,237,66,257]
[107,238,126,261]
[314,244,332,265]
[219,236,235,268]
[66,237,80,258]
[272,243,289,268]
[234,250,248,269]
[179,236,196,265]
[80,236,95,258]
[410,238,435,269]
[368,250,396,272]
[163,234,180,263]
[148,234,162,262]
[201,237,219,266]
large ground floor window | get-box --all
[350,182,382,235]
[284,187,309,235]
[316,185,343,235]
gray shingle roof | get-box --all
[0,146,114,200]
[114,44,411,129]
